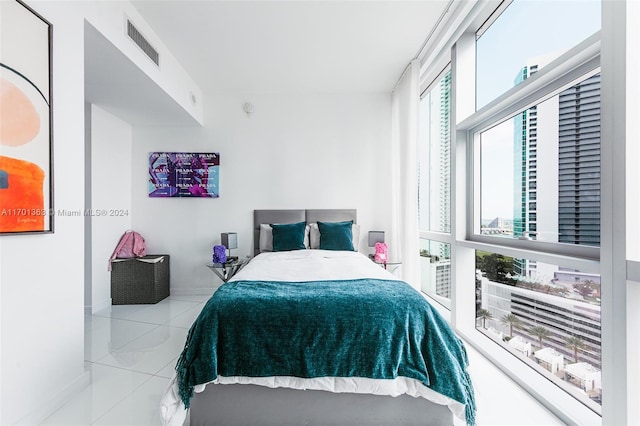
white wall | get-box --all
[132,93,393,294]
[89,105,133,313]
[0,0,201,422]
[0,5,87,424]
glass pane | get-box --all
[479,73,601,247]
[475,250,602,413]
[476,0,600,110]
[419,239,451,302]
[418,70,451,233]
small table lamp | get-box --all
[221,232,238,261]
[368,231,385,259]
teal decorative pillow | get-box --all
[271,221,307,251]
[317,220,354,251]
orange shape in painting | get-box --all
[0,77,41,146]
[0,156,45,232]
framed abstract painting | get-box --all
[0,0,54,234]
[148,152,220,198]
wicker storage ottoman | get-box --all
[110,255,170,304]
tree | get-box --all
[573,279,600,299]
[476,252,516,285]
[565,336,587,363]
[529,325,551,349]
[477,309,493,329]
[500,313,523,338]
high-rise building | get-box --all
[418,70,451,238]
[479,274,602,369]
[438,71,451,241]
[513,66,529,247]
[421,257,451,299]
[513,61,557,277]
[512,58,601,279]
[418,70,452,299]
[558,74,601,246]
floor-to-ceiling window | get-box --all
[475,70,603,412]
[418,67,452,308]
[470,0,603,414]
[416,0,638,424]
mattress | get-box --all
[160,250,475,425]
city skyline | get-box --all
[477,0,600,221]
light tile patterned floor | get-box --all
[40,295,210,426]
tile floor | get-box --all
[38,294,563,426]
[40,295,210,426]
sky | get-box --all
[476,0,601,221]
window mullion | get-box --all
[469,235,600,262]
[600,1,629,424]
[625,1,640,421]
[419,231,454,245]
[451,31,476,332]
[458,239,600,275]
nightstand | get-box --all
[372,259,402,274]
[206,258,248,283]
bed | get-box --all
[161,209,475,426]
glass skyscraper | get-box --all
[558,74,601,246]
[513,61,601,281]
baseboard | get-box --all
[14,369,91,425]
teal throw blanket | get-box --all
[176,279,476,425]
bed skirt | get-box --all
[189,383,453,426]
[161,374,461,426]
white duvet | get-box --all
[160,250,466,425]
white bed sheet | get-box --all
[230,249,396,283]
[160,250,465,426]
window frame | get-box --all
[460,27,605,425]
[463,32,601,262]
[418,64,453,235]
[458,82,605,426]
[412,1,637,424]
[418,64,455,310]
[415,1,636,423]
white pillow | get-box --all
[259,223,310,252]
[308,222,359,251]
[352,224,360,251]
[259,224,274,252]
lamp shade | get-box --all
[221,232,238,249]
[368,231,385,247]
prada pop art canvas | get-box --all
[148,152,220,198]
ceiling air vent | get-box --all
[126,19,159,67]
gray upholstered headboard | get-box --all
[253,209,357,256]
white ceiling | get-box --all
[85,1,450,125]
[130,0,450,95]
